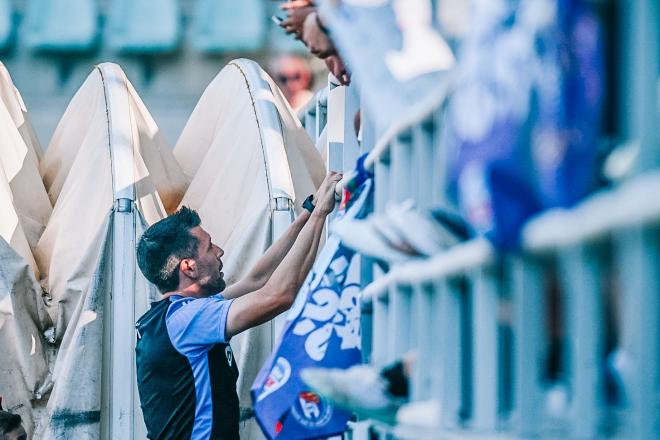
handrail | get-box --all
[361,169,660,301]
[361,239,494,303]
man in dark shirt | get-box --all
[135,172,341,440]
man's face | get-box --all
[189,226,226,296]
[4,425,27,440]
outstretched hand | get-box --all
[325,54,350,85]
[280,4,315,39]
[302,12,336,58]
[314,172,343,215]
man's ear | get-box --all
[179,258,197,279]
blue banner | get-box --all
[446,0,603,249]
[252,178,373,440]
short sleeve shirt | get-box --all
[136,294,240,440]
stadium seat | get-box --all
[192,0,266,53]
[106,0,181,53]
[23,0,97,51]
[0,0,11,50]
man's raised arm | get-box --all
[221,208,311,300]
[224,172,341,339]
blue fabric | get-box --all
[166,294,233,440]
[446,0,603,250]
[252,179,373,440]
[320,0,454,131]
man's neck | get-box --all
[162,284,206,300]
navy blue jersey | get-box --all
[136,294,239,439]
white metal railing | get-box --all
[299,2,660,438]
[100,62,148,440]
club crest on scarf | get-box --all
[252,175,372,440]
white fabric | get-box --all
[175,59,324,439]
[0,237,51,437]
[0,62,52,256]
[0,62,43,163]
[0,64,51,438]
[36,63,185,438]
[37,64,188,338]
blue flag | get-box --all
[252,177,373,440]
[446,0,603,250]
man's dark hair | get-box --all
[137,206,202,292]
[0,410,22,435]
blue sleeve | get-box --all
[165,294,234,358]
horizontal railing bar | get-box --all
[361,170,660,302]
[523,170,660,251]
[361,239,494,303]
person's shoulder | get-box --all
[136,298,170,327]
[166,293,229,317]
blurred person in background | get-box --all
[270,54,314,111]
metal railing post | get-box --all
[439,279,465,428]
[387,283,413,362]
[101,63,145,440]
[412,119,435,208]
[390,132,413,203]
[511,256,544,437]
[559,244,604,438]
[615,226,660,439]
[470,266,500,431]
[271,196,294,341]
[620,0,660,172]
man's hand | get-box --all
[314,172,343,215]
[302,12,336,59]
[226,172,338,339]
[280,4,315,39]
[325,54,351,85]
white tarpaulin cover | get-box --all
[0,62,52,256]
[175,59,324,439]
[0,63,51,437]
[35,63,187,439]
[37,64,188,340]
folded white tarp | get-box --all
[36,63,188,439]
[0,62,52,255]
[175,59,325,439]
[0,65,51,438]
[37,63,188,339]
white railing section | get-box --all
[298,3,660,437]
[99,62,148,440]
